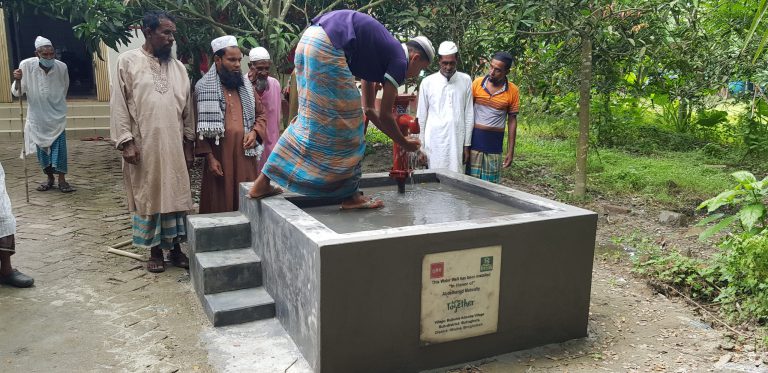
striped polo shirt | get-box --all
[472,76,520,129]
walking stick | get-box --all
[12,11,30,203]
[17,92,30,203]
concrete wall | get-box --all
[240,170,598,372]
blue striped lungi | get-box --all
[37,132,68,174]
[261,25,364,198]
[132,212,187,249]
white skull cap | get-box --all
[438,41,458,56]
[34,36,53,49]
[211,35,238,53]
[249,47,270,62]
[409,36,435,63]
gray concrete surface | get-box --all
[240,170,598,372]
[0,140,214,372]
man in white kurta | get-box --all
[416,41,474,173]
[11,36,74,193]
[0,162,34,287]
[110,11,195,273]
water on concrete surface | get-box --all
[300,182,528,234]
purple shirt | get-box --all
[313,10,407,87]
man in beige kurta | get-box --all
[110,10,194,273]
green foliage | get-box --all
[628,235,719,300]
[714,231,768,322]
[739,101,768,157]
[0,0,137,56]
[629,229,768,324]
[697,171,768,238]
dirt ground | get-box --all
[361,147,767,373]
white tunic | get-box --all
[416,71,474,173]
[11,58,69,155]
[0,162,16,239]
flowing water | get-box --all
[300,182,528,234]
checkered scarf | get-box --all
[195,67,259,157]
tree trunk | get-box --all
[574,36,592,197]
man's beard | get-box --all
[488,75,505,85]
[219,68,244,90]
[254,77,268,92]
[154,46,172,63]
[441,70,455,80]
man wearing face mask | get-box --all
[11,36,74,193]
[195,36,266,214]
[247,47,282,173]
[110,10,195,273]
[416,41,474,174]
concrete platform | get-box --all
[239,170,598,373]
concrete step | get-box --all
[202,287,276,327]
[0,103,110,118]
[193,248,263,294]
[187,212,252,253]
[0,116,110,132]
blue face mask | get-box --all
[39,58,54,68]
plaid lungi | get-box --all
[132,212,187,250]
[467,150,502,184]
[37,132,68,174]
[261,25,364,198]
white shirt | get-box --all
[416,71,474,173]
[11,57,69,155]
[0,162,15,239]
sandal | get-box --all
[0,269,34,288]
[36,180,55,192]
[146,256,166,273]
[58,182,76,193]
[169,249,189,269]
[248,186,284,200]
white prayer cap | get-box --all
[249,47,270,62]
[211,35,238,53]
[409,36,435,63]
[438,41,458,56]
[34,36,53,49]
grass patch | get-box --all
[505,114,734,205]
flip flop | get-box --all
[340,198,384,210]
[249,186,284,200]
[146,256,166,273]
[58,182,76,193]
[36,181,55,192]
[169,249,189,269]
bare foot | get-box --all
[340,194,384,210]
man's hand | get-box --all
[243,131,258,149]
[183,140,194,170]
[122,141,141,165]
[417,150,428,166]
[503,152,513,168]
[402,137,421,153]
[12,69,22,81]
[207,154,224,177]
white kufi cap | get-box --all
[34,36,52,49]
[438,41,458,56]
[249,47,270,62]
[409,36,435,63]
[211,35,238,53]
